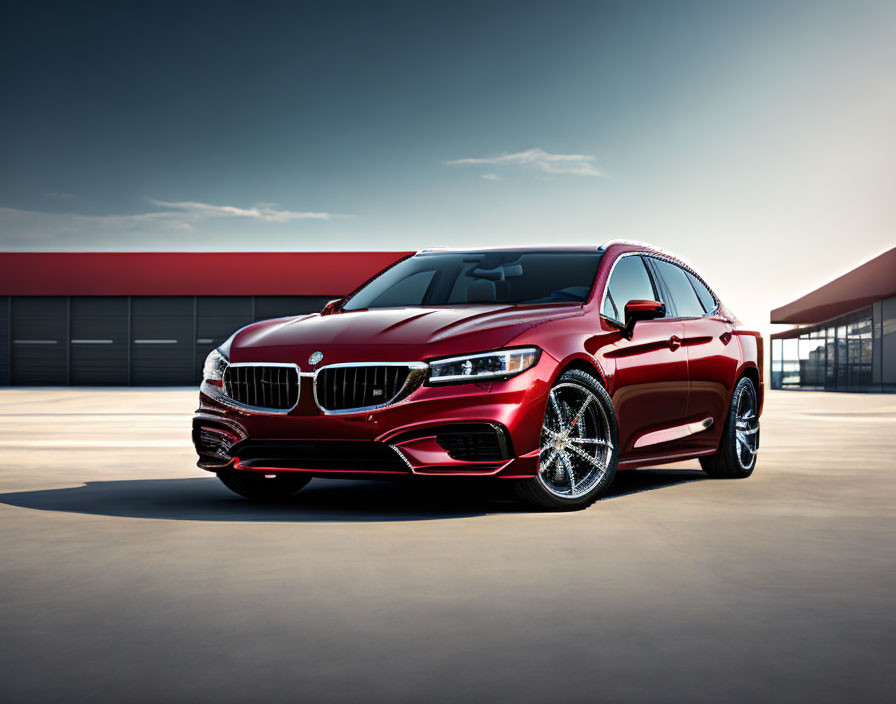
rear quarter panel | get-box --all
[735,331,764,416]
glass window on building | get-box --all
[771,338,783,389]
[771,306,876,391]
[799,332,826,388]
[781,338,800,387]
[848,316,873,387]
[825,327,836,389]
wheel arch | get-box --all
[734,362,763,416]
[551,353,609,388]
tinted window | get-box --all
[366,270,436,308]
[685,270,716,312]
[602,255,655,321]
[651,259,705,318]
[343,251,602,310]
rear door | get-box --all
[647,258,736,452]
[600,254,688,454]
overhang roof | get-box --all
[0,252,411,296]
[769,247,896,325]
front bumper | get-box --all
[192,353,555,479]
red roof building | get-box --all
[0,252,409,385]
[769,247,896,392]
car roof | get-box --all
[416,240,670,257]
[416,245,604,254]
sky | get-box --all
[1,0,894,335]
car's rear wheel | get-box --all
[217,469,311,501]
[700,376,759,479]
[513,369,619,510]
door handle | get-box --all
[668,335,682,351]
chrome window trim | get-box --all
[313,361,429,415]
[600,249,720,325]
[219,362,302,415]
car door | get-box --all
[600,254,688,455]
[647,258,737,453]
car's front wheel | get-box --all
[513,369,619,510]
[217,469,311,501]
[699,376,759,479]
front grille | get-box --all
[231,440,409,472]
[315,364,425,412]
[222,364,299,411]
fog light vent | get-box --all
[435,424,511,461]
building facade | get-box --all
[770,247,896,392]
[0,252,408,386]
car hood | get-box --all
[228,305,581,365]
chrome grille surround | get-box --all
[313,361,428,414]
[221,362,301,414]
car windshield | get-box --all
[343,250,603,310]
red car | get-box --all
[193,241,762,509]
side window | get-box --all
[685,270,716,312]
[651,259,705,318]
[602,256,656,322]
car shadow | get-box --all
[0,469,707,522]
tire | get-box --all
[513,369,619,510]
[217,469,312,501]
[700,376,759,479]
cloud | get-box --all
[446,148,601,176]
[0,200,336,231]
[480,173,501,181]
[147,200,333,222]
[0,199,341,246]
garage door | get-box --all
[130,297,194,385]
[195,297,253,378]
[0,297,9,385]
[70,296,129,385]
[11,297,68,385]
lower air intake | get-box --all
[231,440,409,472]
[435,424,512,461]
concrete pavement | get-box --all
[1,388,894,703]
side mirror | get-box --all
[623,299,665,338]
[321,297,345,316]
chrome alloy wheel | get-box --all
[734,384,759,470]
[537,382,614,499]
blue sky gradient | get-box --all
[1,0,894,331]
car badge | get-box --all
[308,351,324,365]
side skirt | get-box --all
[632,417,714,450]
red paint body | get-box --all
[193,243,763,478]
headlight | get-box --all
[427,348,541,384]
[203,348,229,385]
